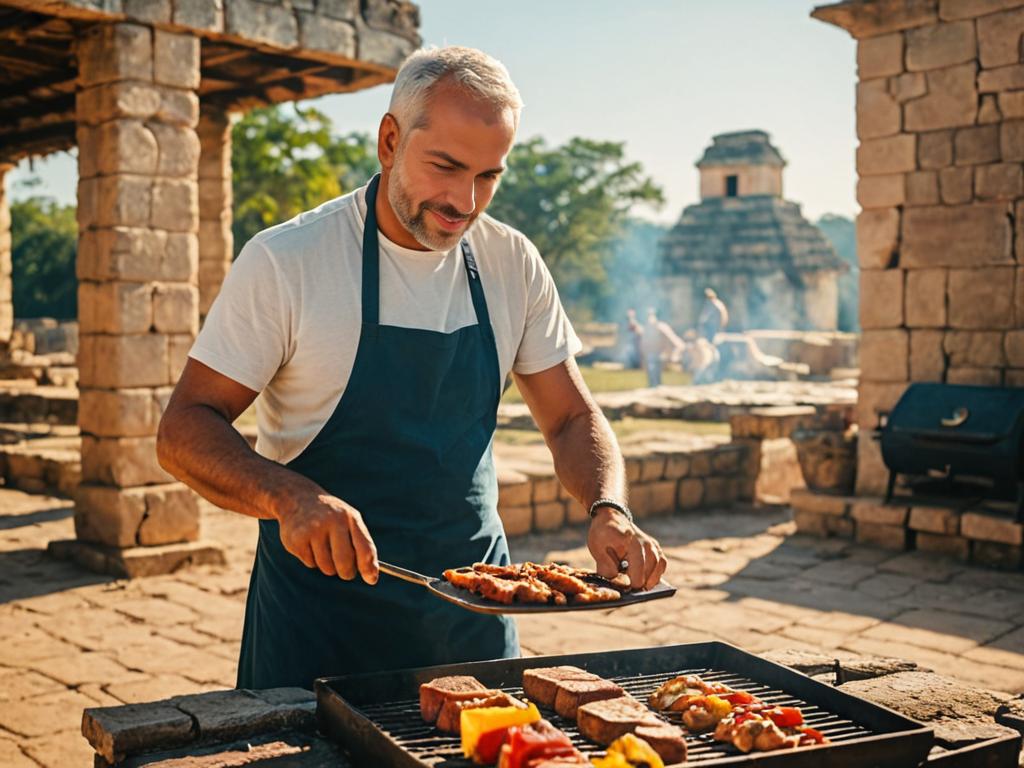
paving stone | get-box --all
[862,608,1013,654]
[801,558,876,586]
[106,674,219,705]
[27,651,136,687]
[0,689,97,737]
[0,669,66,702]
[877,551,966,582]
[82,701,195,763]
[856,573,921,600]
[0,738,39,768]
[174,688,316,741]
[22,729,96,768]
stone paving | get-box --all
[2,487,1024,766]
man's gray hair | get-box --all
[389,46,523,131]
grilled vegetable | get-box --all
[592,733,665,768]
[461,703,541,759]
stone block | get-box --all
[704,476,737,507]
[663,454,690,479]
[905,171,940,205]
[859,33,904,79]
[971,540,1023,569]
[77,82,162,126]
[78,281,153,334]
[156,87,199,128]
[76,124,99,179]
[977,5,1024,67]
[677,478,704,509]
[690,451,713,477]
[857,134,917,176]
[860,269,904,328]
[857,208,900,268]
[857,79,902,138]
[77,395,136,447]
[631,480,677,517]
[625,457,642,484]
[918,129,954,168]
[978,93,1002,123]
[944,330,1006,366]
[915,531,970,559]
[81,435,171,487]
[533,501,565,532]
[168,334,193,381]
[975,162,1024,199]
[999,90,1024,118]
[962,509,1024,544]
[815,1,937,36]
[149,124,200,178]
[905,268,947,327]
[909,505,961,535]
[856,435,890,496]
[906,20,976,71]
[1006,369,1024,386]
[856,522,911,551]
[320,0,359,20]
[890,71,928,102]
[954,124,1000,165]
[712,448,741,474]
[173,0,224,32]
[524,471,558,503]
[1005,329,1024,366]
[857,173,905,208]
[297,12,356,56]
[354,16,410,68]
[790,487,851,517]
[639,453,666,482]
[96,175,153,228]
[902,203,1013,267]
[909,329,946,381]
[905,63,979,131]
[82,702,194,763]
[497,469,531,507]
[948,266,1015,328]
[947,366,1003,384]
[979,63,1024,92]
[152,284,199,335]
[938,166,973,204]
[498,505,531,537]
[859,329,909,382]
[125,0,171,22]
[857,381,909,429]
[153,30,200,89]
[566,499,588,525]
[1001,119,1024,160]
[851,499,910,526]
[77,23,153,87]
[151,179,198,232]
[224,0,299,48]
[940,0,1024,20]
[78,333,170,388]
[75,484,147,548]
[78,228,197,283]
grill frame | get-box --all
[315,642,934,768]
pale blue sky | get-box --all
[9,0,857,224]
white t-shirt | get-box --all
[190,182,582,464]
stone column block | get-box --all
[857,208,900,268]
[151,179,198,232]
[96,175,153,228]
[944,330,1006,366]
[857,79,902,138]
[197,107,233,318]
[953,124,1000,165]
[859,33,904,79]
[938,166,973,204]
[858,134,917,175]
[906,20,976,72]
[918,130,954,168]
[858,174,905,208]
[153,285,199,334]
[905,171,940,205]
[905,268,947,327]
[153,30,200,89]
[860,269,904,328]
[82,435,172,487]
[150,123,201,178]
[96,120,159,175]
[910,329,946,381]
[0,165,12,346]
[78,23,153,87]
[79,333,172,389]
[902,203,1012,268]
[79,388,167,438]
[977,5,1024,68]
[78,281,153,334]
[905,63,979,131]
[948,266,1015,328]
[860,330,910,382]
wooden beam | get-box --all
[0,121,74,165]
[0,69,75,106]
[0,93,74,126]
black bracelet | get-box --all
[588,498,633,523]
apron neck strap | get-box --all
[362,173,490,330]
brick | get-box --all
[947,366,1003,384]
[918,129,954,168]
[905,63,979,131]
[890,71,928,102]
[150,123,200,178]
[903,203,1013,268]
[999,90,1024,118]
[856,522,911,551]
[153,30,200,89]
[948,266,1015,328]
[78,333,171,388]
[978,5,1024,67]
[852,499,910,526]
[938,166,973,204]
[979,63,1024,92]
[944,330,1006,366]
[790,488,850,517]
[975,162,1024,199]
[857,208,900,268]
[860,269,904,328]
[153,284,199,335]
[857,78,902,138]
[971,540,1023,569]
[909,505,961,535]
[954,124,1001,165]
[151,179,198,232]
[533,501,565,532]
[909,329,946,381]
[859,33,904,79]
[979,93,1003,123]
[498,505,531,537]
[905,171,940,205]
[677,478,704,509]
[78,281,153,334]
[857,173,906,208]
[860,329,909,382]
[857,134,917,175]
[76,81,162,126]
[916,531,971,560]
[82,702,194,764]
[905,268,947,326]
[77,23,153,87]
[962,510,1024,545]
[906,20,976,71]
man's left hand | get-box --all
[587,507,667,591]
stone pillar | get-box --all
[66,22,222,574]
[0,163,13,351]
[197,106,233,318]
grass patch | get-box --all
[495,417,728,446]
[501,365,690,404]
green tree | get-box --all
[231,105,379,254]
[10,195,77,319]
[486,137,663,318]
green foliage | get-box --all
[10,195,77,319]
[486,137,663,318]
[231,105,379,254]
[815,213,858,331]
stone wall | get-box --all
[815,0,1024,494]
[0,163,12,351]
[699,162,783,198]
[196,107,232,318]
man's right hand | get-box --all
[275,489,379,584]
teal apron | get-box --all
[237,175,520,690]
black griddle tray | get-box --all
[316,642,934,767]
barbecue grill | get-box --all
[316,642,941,767]
[877,383,1024,519]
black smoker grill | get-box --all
[316,642,944,768]
[877,383,1024,519]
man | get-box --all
[698,288,728,342]
[157,46,667,691]
[640,307,683,387]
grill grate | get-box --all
[355,667,872,765]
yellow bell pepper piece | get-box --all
[706,694,733,721]
[591,753,632,768]
[592,733,665,768]
[460,703,541,758]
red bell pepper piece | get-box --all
[798,726,827,744]
[474,727,511,765]
[765,707,804,728]
[722,691,757,706]
[498,722,576,768]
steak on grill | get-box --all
[553,678,626,719]
[523,666,597,708]
[577,697,686,763]
[435,691,526,734]
[418,676,488,723]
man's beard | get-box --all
[387,158,475,251]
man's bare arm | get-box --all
[156,359,378,582]
[513,358,667,589]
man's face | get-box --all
[387,82,516,251]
